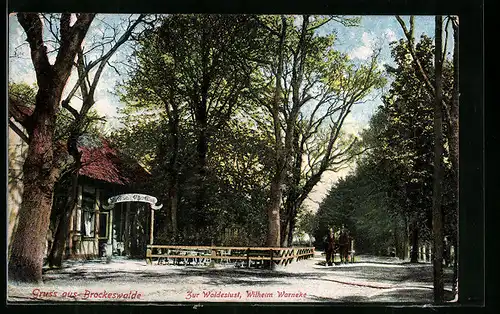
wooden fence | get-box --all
[145,245,315,268]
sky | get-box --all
[8,14,453,211]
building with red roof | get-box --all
[8,100,155,260]
[55,135,153,259]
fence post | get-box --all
[351,240,355,263]
[149,207,155,245]
[246,248,250,268]
[146,247,152,265]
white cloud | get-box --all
[348,32,375,60]
[361,32,374,46]
[68,98,83,111]
[94,97,124,132]
[9,70,36,86]
[349,46,373,60]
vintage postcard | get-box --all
[7,13,461,304]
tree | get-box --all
[112,112,273,246]
[432,15,445,303]
[449,15,459,295]
[315,33,455,263]
[396,15,459,293]
[294,207,316,246]
[46,14,145,268]
[117,14,266,243]
[153,15,258,228]
[256,15,288,247]
[8,13,95,282]
[395,16,458,190]
[380,34,455,263]
[252,15,384,246]
[280,53,385,247]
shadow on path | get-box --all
[39,257,453,295]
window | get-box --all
[81,186,96,238]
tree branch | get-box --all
[17,13,52,79]
[253,16,281,37]
[9,119,29,143]
[54,13,95,77]
[89,14,145,95]
[61,100,79,119]
[306,16,334,32]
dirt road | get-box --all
[7,253,456,303]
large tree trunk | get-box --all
[195,125,208,221]
[170,182,179,241]
[280,214,290,247]
[8,98,60,282]
[8,13,94,283]
[432,15,445,303]
[394,219,401,259]
[402,215,408,259]
[280,17,309,248]
[450,15,460,296]
[193,24,211,225]
[265,16,287,249]
[170,109,180,240]
[280,209,296,248]
[287,213,298,247]
[283,196,300,247]
[410,222,419,263]
[281,124,303,248]
[166,103,180,241]
[267,178,282,247]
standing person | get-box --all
[339,225,349,264]
[325,228,335,266]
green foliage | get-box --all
[313,35,456,256]
[8,82,36,105]
[110,112,164,171]
[114,14,273,245]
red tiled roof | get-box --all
[8,100,148,185]
[78,138,150,185]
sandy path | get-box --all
[7,253,456,303]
